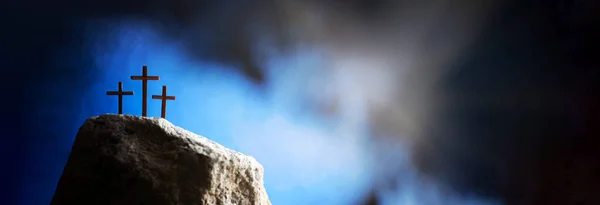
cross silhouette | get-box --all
[152,85,176,119]
[130,65,160,117]
[106,82,134,114]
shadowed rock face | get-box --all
[51,114,271,205]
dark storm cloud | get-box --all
[7,0,278,83]
[406,1,600,204]
[235,1,599,204]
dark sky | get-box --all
[2,0,599,204]
[416,1,600,203]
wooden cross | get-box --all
[106,82,134,114]
[152,85,176,119]
[130,65,160,117]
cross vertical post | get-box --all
[130,65,160,116]
[152,85,176,119]
[106,81,134,114]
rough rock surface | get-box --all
[51,114,271,205]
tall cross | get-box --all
[106,81,134,114]
[152,85,176,119]
[130,65,160,116]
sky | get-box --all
[1,0,600,205]
[25,20,363,205]
[21,18,497,205]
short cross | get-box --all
[106,81,134,114]
[130,65,160,117]
[152,85,176,119]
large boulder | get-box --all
[51,114,271,205]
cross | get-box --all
[106,82,134,114]
[152,85,176,119]
[130,65,160,117]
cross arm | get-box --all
[107,91,134,95]
[152,95,176,100]
[131,76,160,80]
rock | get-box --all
[51,114,271,205]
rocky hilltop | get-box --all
[51,114,271,205]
